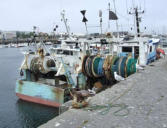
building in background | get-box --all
[2,31,17,39]
[0,31,3,39]
[0,31,17,40]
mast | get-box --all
[113,0,119,37]
[135,7,140,37]
[129,6,144,37]
[129,4,145,65]
[99,10,103,35]
[108,3,111,30]
[85,22,88,35]
[33,26,38,50]
[61,10,70,37]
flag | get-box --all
[82,17,88,22]
[99,10,102,17]
[80,10,88,22]
[109,11,118,20]
[80,10,86,16]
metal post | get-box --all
[113,0,119,38]
[108,3,111,30]
[135,7,140,37]
[100,20,102,34]
[129,7,144,37]
[85,22,88,35]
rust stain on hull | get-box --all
[18,80,23,92]
[52,87,64,103]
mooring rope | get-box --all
[84,83,134,116]
[84,103,129,116]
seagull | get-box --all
[114,72,125,81]
[136,63,144,70]
[136,59,144,70]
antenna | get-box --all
[126,0,129,14]
[144,0,146,13]
[61,10,70,37]
[132,0,135,8]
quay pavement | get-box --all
[39,58,167,128]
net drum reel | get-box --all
[21,54,56,74]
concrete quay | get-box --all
[39,58,167,128]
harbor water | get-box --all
[0,47,59,128]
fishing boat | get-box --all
[111,4,161,66]
[113,36,160,65]
[15,47,76,107]
[15,10,92,107]
[15,37,89,107]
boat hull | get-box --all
[15,80,65,107]
[16,93,60,107]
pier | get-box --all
[39,58,167,128]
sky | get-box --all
[0,0,167,34]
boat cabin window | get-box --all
[100,39,108,44]
[65,41,77,44]
[56,49,73,55]
[150,46,152,52]
[122,47,132,52]
[57,49,63,54]
[134,46,139,59]
[70,51,73,55]
[63,50,73,55]
[55,40,61,44]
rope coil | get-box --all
[82,55,137,81]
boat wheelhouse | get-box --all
[113,37,160,65]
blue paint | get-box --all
[119,52,134,58]
[16,80,64,104]
[147,42,158,64]
[147,51,156,64]
[98,58,104,76]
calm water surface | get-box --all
[0,48,58,128]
